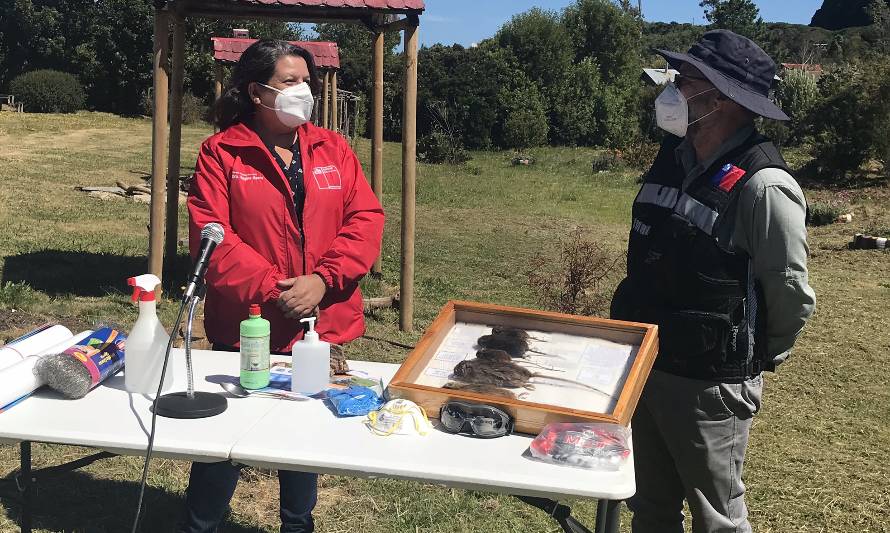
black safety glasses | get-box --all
[439,401,514,439]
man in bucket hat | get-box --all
[611,30,816,532]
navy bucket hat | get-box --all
[656,29,789,121]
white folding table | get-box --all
[0,349,634,533]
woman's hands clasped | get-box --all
[276,274,327,319]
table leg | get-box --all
[514,495,594,533]
[594,499,621,533]
[18,441,32,533]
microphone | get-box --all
[185,223,224,298]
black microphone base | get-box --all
[153,391,228,419]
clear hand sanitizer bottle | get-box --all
[291,317,329,395]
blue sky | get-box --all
[418,0,825,47]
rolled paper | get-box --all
[0,331,96,412]
[0,356,44,411]
[36,330,95,356]
[0,324,73,372]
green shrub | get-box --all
[181,93,208,125]
[638,84,665,144]
[418,131,469,165]
[599,81,642,148]
[758,117,791,147]
[810,60,890,178]
[9,70,85,113]
[808,201,846,226]
[0,282,43,310]
[591,151,622,172]
[775,68,820,145]
[621,141,660,171]
[497,82,548,150]
[550,58,603,146]
[141,91,209,125]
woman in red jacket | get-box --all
[179,40,384,533]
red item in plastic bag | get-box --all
[529,423,631,471]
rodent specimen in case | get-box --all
[452,358,610,397]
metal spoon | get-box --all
[219,382,309,401]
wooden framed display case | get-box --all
[387,301,659,434]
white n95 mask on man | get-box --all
[655,83,717,138]
[257,82,314,128]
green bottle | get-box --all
[240,304,270,389]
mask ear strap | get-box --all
[256,82,281,94]
[687,87,717,100]
[688,106,719,126]
[686,87,719,126]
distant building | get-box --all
[641,68,679,86]
[779,63,823,79]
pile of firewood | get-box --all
[76,177,190,204]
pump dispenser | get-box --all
[125,274,174,394]
[290,317,330,395]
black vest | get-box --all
[611,132,791,382]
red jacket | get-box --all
[188,121,384,351]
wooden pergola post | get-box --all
[371,30,384,276]
[214,62,223,133]
[165,14,185,273]
[400,18,419,332]
[331,70,338,132]
[149,9,170,285]
[322,71,330,129]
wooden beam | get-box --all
[400,22,419,332]
[331,70,338,133]
[213,62,223,134]
[322,71,330,129]
[149,9,170,286]
[371,30,384,276]
[165,14,185,277]
[379,17,413,34]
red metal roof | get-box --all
[223,0,424,8]
[212,38,340,69]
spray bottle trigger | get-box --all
[127,277,141,302]
[127,274,162,303]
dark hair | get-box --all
[214,39,320,130]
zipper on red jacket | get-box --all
[264,140,308,277]
[292,143,307,276]
[294,205,307,276]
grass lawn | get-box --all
[0,111,888,532]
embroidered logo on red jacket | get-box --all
[710,164,746,192]
[312,165,342,190]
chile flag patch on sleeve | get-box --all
[710,164,746,192]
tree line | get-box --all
[2,0,889,176]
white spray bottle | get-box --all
[125,274,174,394]
[291,317,330,395]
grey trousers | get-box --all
[627,370,763,533]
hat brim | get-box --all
[655,49,790,122]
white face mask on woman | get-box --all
[655,83,718,138]
[257,82,314,128]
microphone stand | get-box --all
[153,281,227,419]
